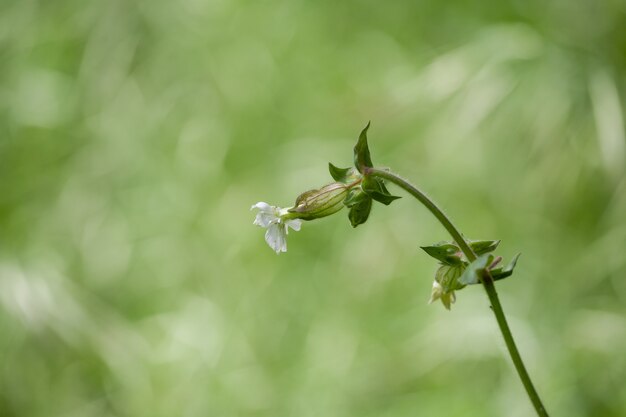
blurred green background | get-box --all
[1,0,626,416]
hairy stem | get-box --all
[367,167,549,417]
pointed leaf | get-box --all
[378,180,393,195]
[421,242,463,266]
[361,176,401,205]
[328,163,357,183]
[353,122,373,173]
[503,253,521,273]
[458,254,493,285]
[469,240,501,256]
[348,196,372,227]
[370,191,402,205]
[491,253,521,281]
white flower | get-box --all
[427,264,464,310]
[428,280,456,310]
[251,202,302,254]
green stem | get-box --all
[367,167,549,417]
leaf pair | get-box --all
[328,122,401,228]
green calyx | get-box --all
[289,182,349,220]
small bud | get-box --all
[288,182,349,220]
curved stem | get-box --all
[367,167,549,417]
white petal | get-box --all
[265,223,287,253]
[428,281,442,304]
[285,219,302,232]
[252,202,280,227]
[253,212,275,228]
[278,207,294,217]
[428,293,440,305]
[251,202,272,212]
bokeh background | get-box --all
[1,1,626,416]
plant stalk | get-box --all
[367,167,549,417]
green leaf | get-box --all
[353,122,373,173]
[503,253,521,273]
[469,240,501,256]
[348,196,372,227]
[361,176,401,205]
[458,253,493,285]
[420,242,463,266]
[328,163,357,183]
[378,180,393,196]
[491,253,521,281]
[343,188,369,208]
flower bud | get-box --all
[288,182,349,221]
